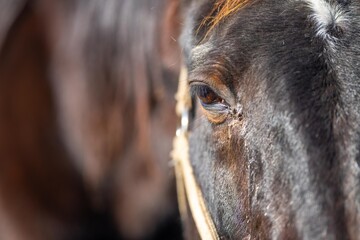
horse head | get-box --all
[180,0,360,238]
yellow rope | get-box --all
[172,65,219,240]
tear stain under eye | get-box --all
[228,104,244,140]
[232,103,243,119]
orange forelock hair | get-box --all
[200,0,251,39]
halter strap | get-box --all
[172,65,220,240]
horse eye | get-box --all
[190,84,230,123]
[193,85,223,106]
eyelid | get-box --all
[188,72,222,91]
[189,81,219,96]
[188,70,236,106]
[189,80,226,101]
[190,80,235,111]
[189,80,232,124]
[201,101,230,113]
[190,83,230,112]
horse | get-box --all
[0,0,182,239]
[177,0,360,239]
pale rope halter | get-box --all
[171,65,220,240]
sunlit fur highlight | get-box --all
[200,0,252,39]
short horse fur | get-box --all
[181,0,360,239]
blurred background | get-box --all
[0,0,183,239]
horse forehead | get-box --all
[203,0,350,43]
[190,42,215,64]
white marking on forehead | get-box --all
[305,0,348,45]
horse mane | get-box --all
[201,0,252,38]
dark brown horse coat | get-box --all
[180,0,360,239]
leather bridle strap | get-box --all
[172,66,220,240]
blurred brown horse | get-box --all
[0,0,182,239]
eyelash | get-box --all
[190,84,230,113]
